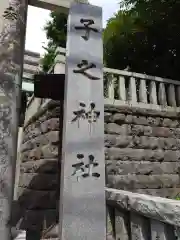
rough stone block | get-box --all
[124,115,133,124]
[105,148,165,162]
[162,118,173,127]
[21,148,42,162]
[20,159,58,174]
[18,173,58,190]
[152,127,173,138]
[115,136,132,148]
[40,118,59,134]
[133,116,148,125]
[130,125,145,136]
[106,161,180,175]
[105,123,130,135]
[23,118,60,143]
[107,174,180,189]
[147,117,160,126]
[104,135,116,147]
[174,128,180,138]
[104,112,112,122]
[111,113,126,124]
[21,144,58,162]
[158,138,178,150]
[164,150,180,162]
[41,144,59,159]
[134,136,159,150]
[21,131,59,152]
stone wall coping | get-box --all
[106,187,180,227]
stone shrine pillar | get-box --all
[0,1,28,239]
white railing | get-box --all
[104,67,180,110]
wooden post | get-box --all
[59,3,106,240]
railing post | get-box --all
[158,82,167,106]
[118,76,126,101]
[139,79,147,103]
[106,206,115,240]
[130,213,149,239]
[115,209,129,240]
[129,77,137,103]
[168,84,176,107]
[150,220,176,240]
[108,74,115,100]
[149,81,157,104]
[176,86,180,107]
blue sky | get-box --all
[25,0,120,55]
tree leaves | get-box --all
[41,11,67,72]
[103,0,180,80]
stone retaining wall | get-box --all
[16,102,61,234]
[105,104,180,198]
[16,101,180,233]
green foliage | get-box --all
[104,0,180,79]
[41,11,67,72]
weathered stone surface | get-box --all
[106,161,180,175]
[21,148,41,162]
[18,173,58,190]
[132,116,148,125]
[152,127,173,138]
[107,174,180,189]
[147,117,160,126]
[21,144,58,162]
[105,148,166,162]
[23,118,59,143]
[20,101,180,200]
[105,135,180,150]
[106,188,180,227]
[104,135,132,148]
[131,125,147,136]
[20,159,58,174]
[105,123,130,135]
[21,131,59,152]
[164,150,180,162]
[24,103,61,131]
[104,112,112,122]
[41,144,59,159]
[17,187,57,210]
[110,113,126,124]
[105,123,180,139]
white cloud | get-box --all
[25,1,119,54]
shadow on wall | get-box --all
[10,160,61,239]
